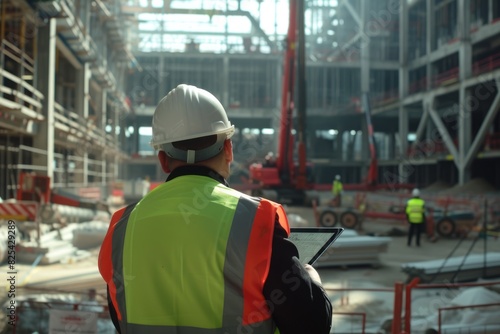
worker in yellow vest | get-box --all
[406,188,426,247]
[99,84,333,334]
[332,174,343,207]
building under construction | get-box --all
[1,2,500,333]
[1,0,500,200]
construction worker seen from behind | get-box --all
[98,84,333,334]
[406,188,426,247]
[332,174,343,207]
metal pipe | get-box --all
[391,281,404,334]
[404,277,420,334]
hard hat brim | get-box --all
[150,125,234,150]
[160,133,229,163]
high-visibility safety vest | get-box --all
[332,180,343,195]
[99,175,289,333]
[406,197,425,224]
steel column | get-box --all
[33,18,56,180]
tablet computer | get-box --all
[289,227,344,265]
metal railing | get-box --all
[438,302,500,333]
[0,39,44,120]
[432,67,460,88]
[404,279,500,334]
[472,52,500,76]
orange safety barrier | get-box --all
[0,201,39,221]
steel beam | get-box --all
[458,87,472,184]
[463,78,500,168]
[412,105,430,149]
[123,6,277,52]
[426,96,460,168]
[339,0,361,25]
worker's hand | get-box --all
[304,264,322,285]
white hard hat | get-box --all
[412,188,420,197]
[150,84,235,163]
[335,175,341,180]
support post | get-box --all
[404,277,420,334]
[391,281,404,334]
[33,18,56,179]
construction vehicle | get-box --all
[0,172,109,253]
[248,0,315,205]
[316,93,376,229]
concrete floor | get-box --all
[286,204,500,287]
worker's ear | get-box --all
[158,151,171,173]
[223,139,233,164]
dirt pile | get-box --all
[422,180,452,193]
[439,178,498,195]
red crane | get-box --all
[248,1,410,205]
[248,0,313,204]
[362,92,378,187]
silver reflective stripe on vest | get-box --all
[112,194,275,333]
[221,195,274,332]
[111,203,137,334]
[222,195,256,326]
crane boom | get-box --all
[362,92,378,186]
[248,0,314,204]
[276,0,298,180]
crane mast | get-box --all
[276,0,307,189]
[276,0,298,180]
[248,0,313,204]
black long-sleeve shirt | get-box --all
[107,165,332,334]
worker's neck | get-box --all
[172,161,229,180]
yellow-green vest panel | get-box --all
[406,198,425,223]
[111,175,277,333]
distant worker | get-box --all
[263,151,275,167]
[406,188,426,247]
[99,84,333,334]
[332,174,343,207]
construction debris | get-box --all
[315,229,391,268]
[72,221,109,249]
[402,252,500,283]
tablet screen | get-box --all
[289,227,344,265]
